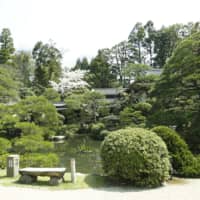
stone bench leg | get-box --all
[49,176,62,185]
[19,175,37,184]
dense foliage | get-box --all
[152,126,191,167]
[32,41,62,93]
[90,122,106,140]
[101,128,170,187]
[0,67,19,103]
[0,22,199,176]
[0,28,15,64]
[0,137,11,169]
[150,32,200,152]
[12,134,54,154]
[0,137,11,155]
[63,90,108,125]
[151,126,200,177]
[20,153,59,168]
[13,96,61,132]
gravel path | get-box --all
[1,179,199,200]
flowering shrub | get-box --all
[50,70,89,94]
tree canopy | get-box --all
[150,32,200,152]
[0,28,15,64]
[32,41,62,91]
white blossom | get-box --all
[50,70,89,94]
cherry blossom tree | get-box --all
[49,69,89,94]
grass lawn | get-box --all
[0,169,188,190]
[0,169,109,190]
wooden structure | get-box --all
[50,135,66,142]
[94,88,127,102]
[53,102,66,111]
[19,167,67,185]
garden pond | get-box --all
[54,135,103,174]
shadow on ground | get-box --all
[84,174,161,192]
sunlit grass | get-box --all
[0,169,108,190]
[0,169,189,190]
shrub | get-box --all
[134,102,152,114]
[99,130,110,139]
[0,137,11,154]
[14,122,44,136]
[119,107,146,128]
[60,124,80,136]
[90,123,105,140]
[101,128,170,187]
[43,88,61,103]
[42,127,56,140]
[12,135,54,154]
[151,126,200,177]
[0,114,20,138]
[101,115,120,130]
[20,153,59,168]
[180,157,200,178]
[0,154,8,169]
[13,96,61,131]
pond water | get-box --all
[54,135,103,174]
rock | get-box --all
[19,175,37,184]
[49,177,62,186]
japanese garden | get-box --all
[0,20,200,189]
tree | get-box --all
[13,96,61,132]
[0,28,15,64]
[109,41,130,86]
[122,63,150,86]
[13,51,34,87]
[127,74,159,105]
[32,41,62,91]
[144,21,156,66]
[43,88,61,103]
[154,24,181,67]
[0,66,19,103]
[50,69,89,96]
[150,32,200,152]
[87,50,116,88]
[73,57,89,70]
[128,22,145,64]
[81,91,108,123]
[64,90,108,124]
[178,22,200,38]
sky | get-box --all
[0,0,200,68]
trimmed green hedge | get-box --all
[101,128,170,187]
[152,126,200,177]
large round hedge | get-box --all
[151,126,200,177]
[100,128,170,187]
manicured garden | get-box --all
[0,25,200,189]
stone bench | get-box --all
[19,167,67,185]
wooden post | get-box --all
[70,158,76,183]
